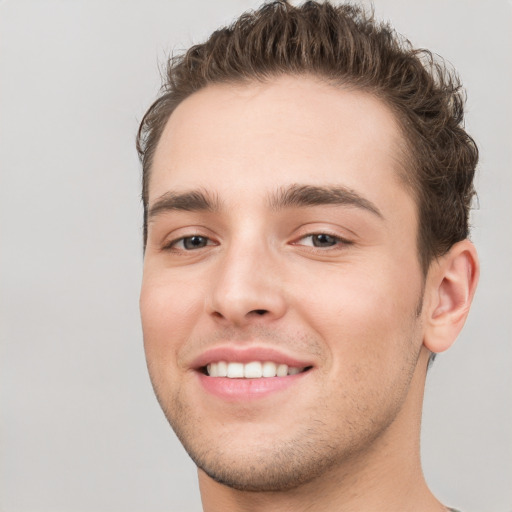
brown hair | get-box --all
[136,0,478,273]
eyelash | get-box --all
[162,232,352,253]
[163,235,216,252]
[293,232,352,250]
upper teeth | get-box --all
[206,361,304,378]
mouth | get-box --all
[202,361,313,378]
[192,346,315,399]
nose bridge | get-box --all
[207,227,286,325]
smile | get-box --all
[205,361,309,378]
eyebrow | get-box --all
[148,189,220,220]
[148,183,383,220]
[269,184,383,218]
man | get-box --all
[137,1,479,510]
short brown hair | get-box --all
[137,0,478,273]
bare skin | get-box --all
[140,76,479,512]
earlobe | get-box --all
[423,240,479,354]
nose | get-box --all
[205,238,287,327]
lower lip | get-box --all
[197,371,309,401]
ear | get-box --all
[423,239,479,354]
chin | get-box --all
[169,411,376,493]
[192,441,340,492]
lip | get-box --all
[196,370,309,401]
[191,345,314,370]
[191,345,315,401]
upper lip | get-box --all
[191,345,315,370]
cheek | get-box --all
[295,268,423,424]
[140,271,203,368]
[292,262,422,373]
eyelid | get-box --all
[290,228,355,252]
[161,232,218,252]
[296,233,350,245]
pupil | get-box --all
[314,234,336,247]
[184,236,206,249]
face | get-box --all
[140,76,427,492]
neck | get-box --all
[198,348,445,512]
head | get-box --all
[137,0,478,275]
[137,0,479,497]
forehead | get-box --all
[150,75,409,209]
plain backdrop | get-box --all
[1,1,511,511]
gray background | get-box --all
[1,1,510,511]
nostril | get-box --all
[252,309,268,316]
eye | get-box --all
[296,233,348,248]
[167,235,213,251]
